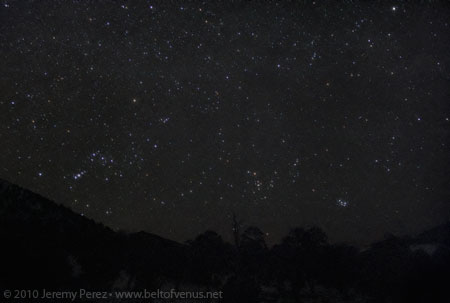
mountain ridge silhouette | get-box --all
[1,177,449,302]
[0,177,187,291]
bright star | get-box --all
[337,198,349,207]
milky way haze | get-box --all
[1,1,449,245]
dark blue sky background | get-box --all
[1,1,449,245]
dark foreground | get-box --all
[1,178,449,302]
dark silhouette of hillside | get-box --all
[1,178,449,302]
[0,178,186,292]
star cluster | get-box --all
[1,1,449,245]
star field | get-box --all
[1,1,449,245]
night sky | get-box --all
[1,1,449,245]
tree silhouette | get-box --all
[231,211,244,249]
[274,226,328,300]
[186,230,233,288]
[2,179,450,302]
